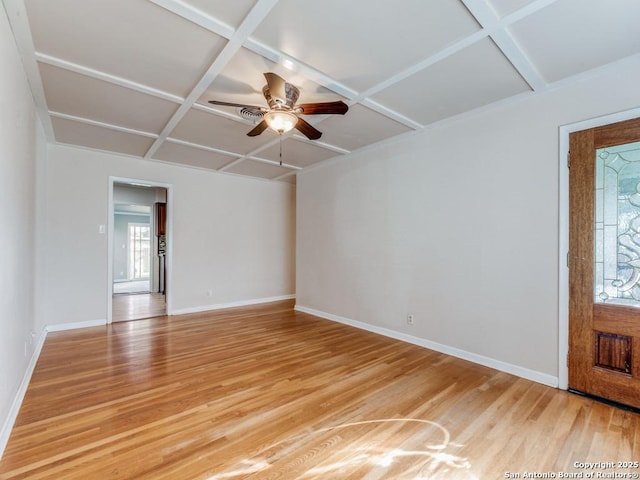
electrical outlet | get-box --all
[407,314,414,325]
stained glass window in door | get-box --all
[594,141,640,305]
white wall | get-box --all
[38,145,296,329]
[0,5,45,454]
[296,57,640,383]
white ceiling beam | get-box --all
[49,111,159,138]
[164,137,242,158]
[2,0,55,141]
[289,135,350,155]
[143,0,281,161]
[359,98,423,131]
[218,133,298,173]
[36,53,185,104]
[353,0,558,106]
[162,138,305,174]
[217,153,299,173]
[243,38,360,102]
[489,28,547,91]
[247,155,302,170]
[197,105,349,175]
[499,0,561,25]
[217,130,348,172]
[217,136,286,172]
[191,101,258,124]
[357,28,488,104]
[146,0,234,39]
[461,0,547,92]
[217,157,247,172]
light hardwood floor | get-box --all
[1,300,638,479]
[112,293,166,322]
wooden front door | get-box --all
[569,117,640,409]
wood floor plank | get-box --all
[1,299,638,479]
[112,293,166,322]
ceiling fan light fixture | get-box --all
[209,72,346,140]
[264,111,297,135]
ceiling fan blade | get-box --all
[247,120,269,137]
[295,117,322,140]
[264,72,287,105]
[208,100,265,111]
[296,101,349,115]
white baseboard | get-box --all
[45,319,106,333]
[0,328,47,460]
[170,294,296,316]
[295,304,559,388]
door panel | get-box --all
[569,117,640,409]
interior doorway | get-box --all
[110,180,170,322]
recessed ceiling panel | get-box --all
[52,117,155,157]
[225,159,294,179]
[257,138,344,168]
[197,47,347,110]
[39,63,178,134]
[171,108,275,154]
[319,104,413,151]
[252,0,481,92]
[152,141,236,170]
[181,0,258,29]
[509,0,640,83]
[372,38,531,125]
[24,0,227,97]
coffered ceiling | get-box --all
[4,0,640,183]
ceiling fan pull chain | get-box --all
[279,137,283,166]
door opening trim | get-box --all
[108,176,174,324]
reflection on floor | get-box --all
[112,293,166,322]
[114,280,151,294]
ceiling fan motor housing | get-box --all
[263,82,300,110]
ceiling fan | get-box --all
[208,72,348,140]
